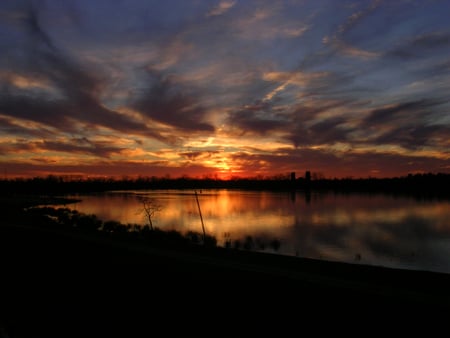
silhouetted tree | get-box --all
[138,197,162,231]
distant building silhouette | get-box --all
[305,171,311,182]
[290,172,296,182]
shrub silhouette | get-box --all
[103,220,124,233]
[76,214,102,232]
[270,239,281,252]
[243,236,254,250]
[20,205,284,256]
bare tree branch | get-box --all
[137,196,162,230]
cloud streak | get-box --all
[0,0,449,178]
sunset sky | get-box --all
[1,0,449,179]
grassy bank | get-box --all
[1,195,449,337]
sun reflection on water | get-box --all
[66,189,450,274]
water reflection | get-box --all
[67,189,450,274]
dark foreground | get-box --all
[1,222,450,337]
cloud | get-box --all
[131,71,214,133]
[0,136,124,159]
[329,39,379,59]
[0,4,173,143]
[231,3,310,41]
[226,100,290,136]
[321,0,381,60]
[263,71,330,87]
[372,124,450,151]
[308,116,349,143]
[305,148,447,177]
[0,96,73,131]
[1,0,449,179]
[40,138,124,158]
[285,99,357,148]
[363,99,440,126]
[0,115,54,138]
[387,32,450,60]
[207,1,237,17]
[339,98,450,151]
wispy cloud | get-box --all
[207,0,237,17]
[0,0,449,178]
[318,0,382,61]
[131,71,214,133]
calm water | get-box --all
[65,189,450,274]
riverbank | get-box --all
[1,195,450,337]
[1,218,450,337]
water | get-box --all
[64,189,450,274]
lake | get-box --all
[65,189,450,275]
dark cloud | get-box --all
[131,72,214,133]
[308,116,349,143]
[0,95,72,131]
[0,139,37,156]
[1,1,449,178]
[359,99,449,149]
[0,160,220,179]
[287,116,350,148]
[388,32,450,60]
[363,99,440,126]
[179,150,219,161]
[22,1,56,50]
[0,4,169,142]
[371,124,450,150]
[227,97,354,143]
[227,104,289,136]
[0,115,53,138]
[0,93,169,142]
[227,97,361,149]
[0,137,123,158]
[41,138,123,158]
[286,100,354,147]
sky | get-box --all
[0,0,449,179]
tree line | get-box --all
[0,172,449,199]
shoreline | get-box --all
[1,196,450,336]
